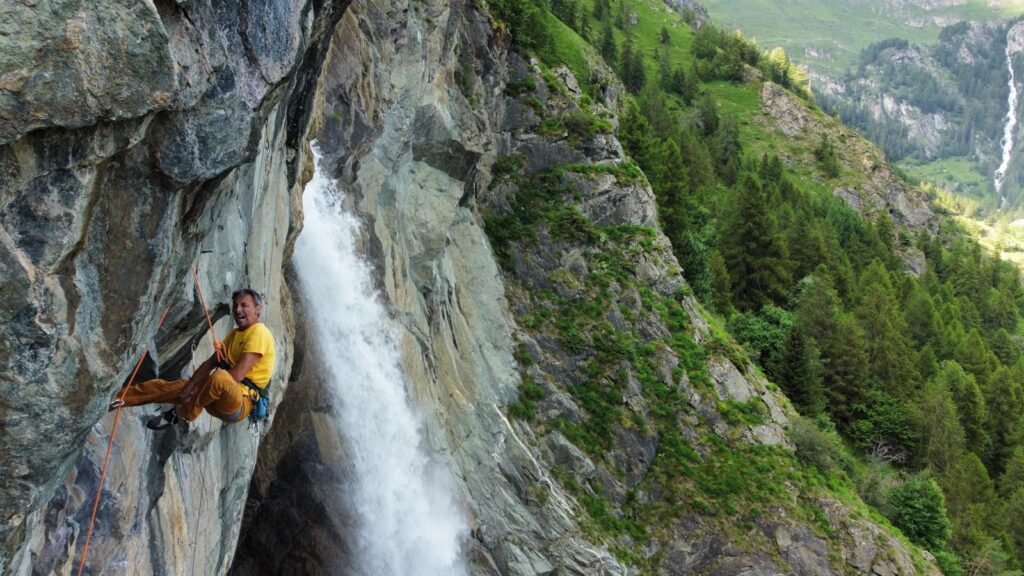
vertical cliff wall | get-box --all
[233,0,630,571]
[0,1,347,573]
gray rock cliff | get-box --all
[0,0,348,573]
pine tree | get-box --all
[618,99,653,162]
[710,250,733,315]
[693,24,719,60]
[904,284,942,347]
[615,0,628,29]
[940,452,1002,554]
[723,172,791,309]
[827,312,871,428]
[855,260,919,398]
[697,94,719,136]
[658,49,672,92]
[675,129,716,191]
[620,39,646,93]
[600,20,617,64]
[776,327,826,415]
[660,25,670,44]
[918,370,966,473]
[986,361,1024,471]
[712,116,742,185]
[814,134,840,178]
[954,329,996,388]
[933,361,989,459]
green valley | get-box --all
[701,0,1024,75]
[487,0,1024,571]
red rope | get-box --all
[191,265,223,363]
[76,306,171,576]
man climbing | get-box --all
[110,288,276,430]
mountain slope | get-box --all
[701,0,1024,75]
[488,0,1024,572]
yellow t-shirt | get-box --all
[223,322,275,388]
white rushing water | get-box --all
[294,149,468,576]
[995,38,1019,206]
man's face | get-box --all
[232,294,262,330]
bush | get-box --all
[888,475,952,552]
[856,457,900,516]
[718,398,767,426]
[539,109,613,141]
[791,416,838,473]
[728,305,793,366]
[932,550,963,576]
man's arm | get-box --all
[227,352,262,382]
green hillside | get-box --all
[701,0,1024,75]
[488,0,1024,572]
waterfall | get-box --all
[995,35,1019,207]
[293,148,468,576]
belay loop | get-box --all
[242,377,271,423]
[217,356,271,424]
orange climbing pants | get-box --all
[117,369,252,423]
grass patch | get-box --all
[539,109,614,142]
[718,398,768,426]
[897,156,992,199]
[535,12,601,96]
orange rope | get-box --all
[76,306,171,576]
[191,265,222,363]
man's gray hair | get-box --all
[231,288,264,307]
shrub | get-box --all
[791,416,838,472]
[505,76,538,97]
[888,475,952,552]
[718,398,767,426]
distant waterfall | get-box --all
[995,35,1019,206]
[294,148,468,576]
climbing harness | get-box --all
[242,377,271,422]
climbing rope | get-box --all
[189,421,211,576]
[76,306,171,576]
[191,265,223,364]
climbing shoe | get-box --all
[146,408,180,431]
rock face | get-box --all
[760,82,933,231]
[233,0,628,571]
[0,1,348,573]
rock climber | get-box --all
[109,288,276,430]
